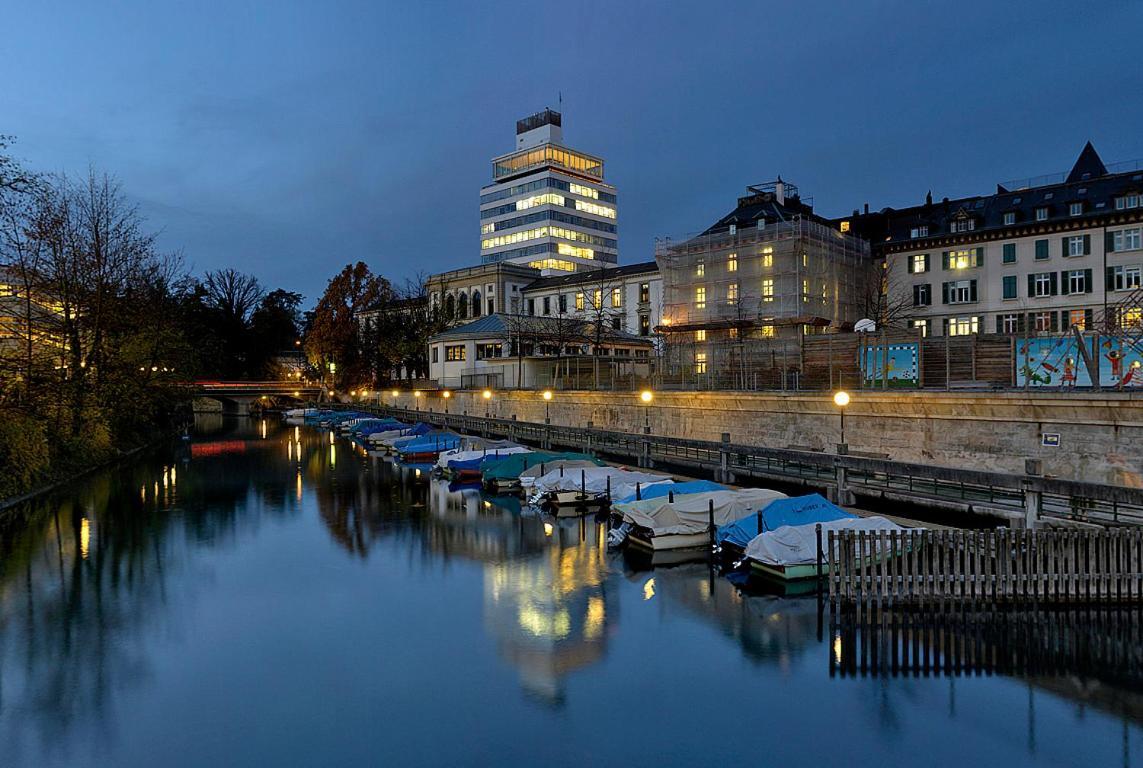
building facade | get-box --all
[870,143,1143,337]
[427,262,540,326]
[517,261,662,342]
[480,109,618,273]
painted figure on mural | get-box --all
[1062,357,1077,387]
[1106,347,1124,383]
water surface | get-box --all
[0,416,1139,767]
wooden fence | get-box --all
[827,527,1143,605]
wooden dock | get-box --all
[826,527,1143,605]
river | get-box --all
[0,415,1139,767]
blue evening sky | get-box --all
[4,1,1142,303]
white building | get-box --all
[480,109,618,273]
[518,261,662,342]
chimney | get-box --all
[774,177,785,205]
[863,202,869,215]
[925,190,933,206]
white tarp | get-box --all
[531,467,673,500]
[367,428,410,446]
[517,460,602,487]
[743,516,905,567]
[614,488,787,536]
[435,445,529,469]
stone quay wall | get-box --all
[385,389,1143,487]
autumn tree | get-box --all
[305,262,392,390]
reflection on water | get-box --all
[0,416,1140,767]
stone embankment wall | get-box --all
[387,390,1143,487]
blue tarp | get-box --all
[613,479,726,505]
[349,418,403,435]
[715,493,855,549]
[396,433,461,456]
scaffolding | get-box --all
[655,211,872,387]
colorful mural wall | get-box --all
[861,342,920,387]
[1017,335,1143,388]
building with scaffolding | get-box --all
[655,180,872,388]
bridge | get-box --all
[193,381,323,414]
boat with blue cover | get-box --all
[714,493,855,559]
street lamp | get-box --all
[482,389,492,418]
[639,389,653,433]
[442,390,451,414]
[542,389,553,424]
[413,390,422,411]
[833,390,850,453]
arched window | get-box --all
[444,293,455,320]
[471,290,482,317]
[458,292,469,320]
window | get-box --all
[913,284,931,306]
[527,298,535,315]
[696,262,705,278]
[944,249,981,269]
[476,343,502,360]
[1003,212,1016,226]
[761,279,774,302]
[694,352,707,375]
[1066,235,1089,257]
[910,226,929,239]
[1031,272,1056,297]
[910,253,929,273]
[1066,269,1088,294]
[1113,228,1142,252]
[695,287,706,309]
[593,289,602,308]
[1033,312,1054,332]
[639,315,650,336]
[445,345,466,362]
[802,279,809,298]
[558,293,567,313]
[1115,194,1140,210]
[1000,314,1020,334]
[1035,239,1049,260]
[1002,275,1017,299]
[760,247,773,268]
[952,218,976,233]
[612,287,622,308]
[1111,265,1142,291]
[1068,309,1088,330]
[944,279,976,304]
[839,221,850,232]
[1035,207,1049,221]
[909,319,929,337]
[695,330,706,342]
[728,327,739,339]
[727,253,738,272]
[611,317,621,330]
[542,296,551,315]
[488,298,495,314]
[728,224,737,235]
[639,283,650,303]
[727,283,739,305]
[1003,243,1016,263]
[1121,307,1143,328]
[759,325,775,338]
[575,292,584,311]
[946,316,979,336]
[1069,202,1083,216]
[432,346,438,363]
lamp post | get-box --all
[442,390,451,415]
[639,389,653,434]
[482,388,492,418]
[833,390,850,454]
[413,390,422,412]
[542,389,553,424]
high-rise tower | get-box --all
[479,109,618,273]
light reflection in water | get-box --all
[80,517,91,559]
[296,471,303,501]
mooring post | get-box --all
[581,469,586,498]
[719,432,731,484]
[668,490,675,503]
[816,523,824,595]
[1023,458,1043,529]
[635,482,642,501]
[605,474,611,503]
[639,436,650,469]
[708,499,716,549]
[834,448,855,506]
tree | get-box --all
[305,262,392,391]
[856,259,912,331]
[249,289,303,377]
[580,270,626,388]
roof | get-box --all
[522,261,659,292]
[429,312,652,345]
[847,142,1143,254]
[699,180,830,236]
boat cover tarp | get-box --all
[482,452,603,483]
[518,457,606,486]
[373,423,433,447]
[743,516,905,567]
[615,488,787,536]
[614,479,725,505]
[715,493,855,549]
[396,433,461,455]
[531,467,672,499]
[439,445,529,470]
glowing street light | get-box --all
[542,389,553,423]
[482,388,492,418]
[639,389,653,433]
[413,390,423,411]
[833,391,850,451]
[442,390,451,414]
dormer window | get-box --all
[910,226,929,239]
[1003,212,1016,226]
[1069,202,1083,216]
[729,223,737,235]
[1116,194,1141,210]
[1035,207,1049,221]
[1044,192,1054,200]
[952,219,975,233]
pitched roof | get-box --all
[429,312,652,345]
